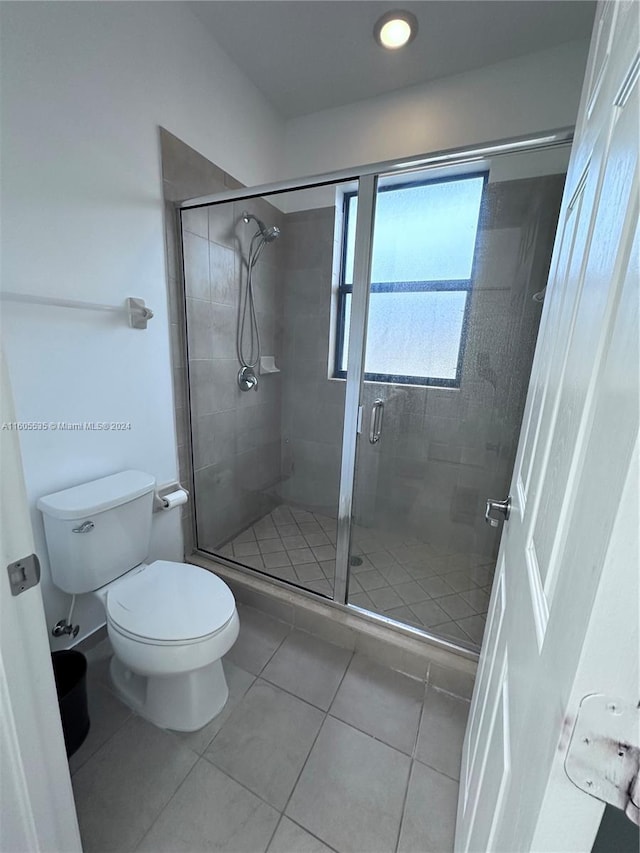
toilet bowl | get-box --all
[99,560,239,731]
[37,470,240,733]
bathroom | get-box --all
[3,2,638,853]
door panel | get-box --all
[186,182,356,600]
[464,558,506,798]
[347,161,566,651]
[457,3,639,850]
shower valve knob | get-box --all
[238,366,258,392]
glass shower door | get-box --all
[185,181,357,599]
[345,158,566,651]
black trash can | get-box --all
[51,650,90,758]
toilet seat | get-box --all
[106,560,236,644]
[108,611,237,647]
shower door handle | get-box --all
[369,400,384,444]
[485,496,511,527]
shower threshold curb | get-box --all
[189,551,478,682]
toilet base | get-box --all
[110,655,229,732]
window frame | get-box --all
[333,170,487,388]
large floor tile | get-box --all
[136,758,279,853]
[397,761,459,853]
[172,660,255,754]
[224,604,290,675]
[415,687,470,780]
[267,817,335,853]
[330,655,424,755]
[72,716,198,852]
[205,680,324,809]
[69,680,131,774]
[286,717,410,853]
[262,630,351,710]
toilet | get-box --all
[37,470,239,732]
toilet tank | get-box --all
[37,470,156,594]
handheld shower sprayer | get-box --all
[242,211,281,243]
[237,211,282,391]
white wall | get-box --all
[0,1,284,646]
[280,40,590,181]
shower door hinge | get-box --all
[6,553,41,596]
[357,406,363,434]
[565,694,640,826]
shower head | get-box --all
[242,211,281,242]
[262,225,280,242]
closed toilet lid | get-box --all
[106,561,236,642]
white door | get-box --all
[456,2,639,851]
[0,349,82,853]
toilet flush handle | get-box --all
[72,520,95,533]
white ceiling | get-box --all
[189,1,596,119]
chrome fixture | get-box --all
[72,520,95,533]
[237,211,281,390]
[242,211,280,243]
[369,399,384,444]
[52,618,79,639]
[0,293,154,329]
[485,496,512,527]
[52,593,79,638]
[237,365,258,392]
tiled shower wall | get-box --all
[161,128,248,555]
[185,198,285,549]
[278,207,346,512]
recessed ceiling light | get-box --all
[374,10,418,50]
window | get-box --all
[335,172,486,386]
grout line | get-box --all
[412,678,430,761]
[253,674,341,715]
[324,708,420,759]
[285,816,342,853]
[413,753,462,785]
[277,648,354,829]
[200,750,287,814]
[393,756,414,853]
[392,670,430,851]
[262,809,284,852]
[69,704,134,776]
[132,753,201,852]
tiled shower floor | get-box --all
[218,506,493,651]
[71,604,472,852]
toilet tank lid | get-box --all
[37,470,156,520]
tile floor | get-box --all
[217,505,494,650]
[71,604,472,853]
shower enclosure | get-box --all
[179,131,569,653]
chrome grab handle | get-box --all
[369,399,384,444]
[72,520,95,533]
[485,497,511,528]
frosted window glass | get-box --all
[338,173,484,384]
[341,291,467,379]
[371,177,484,282]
